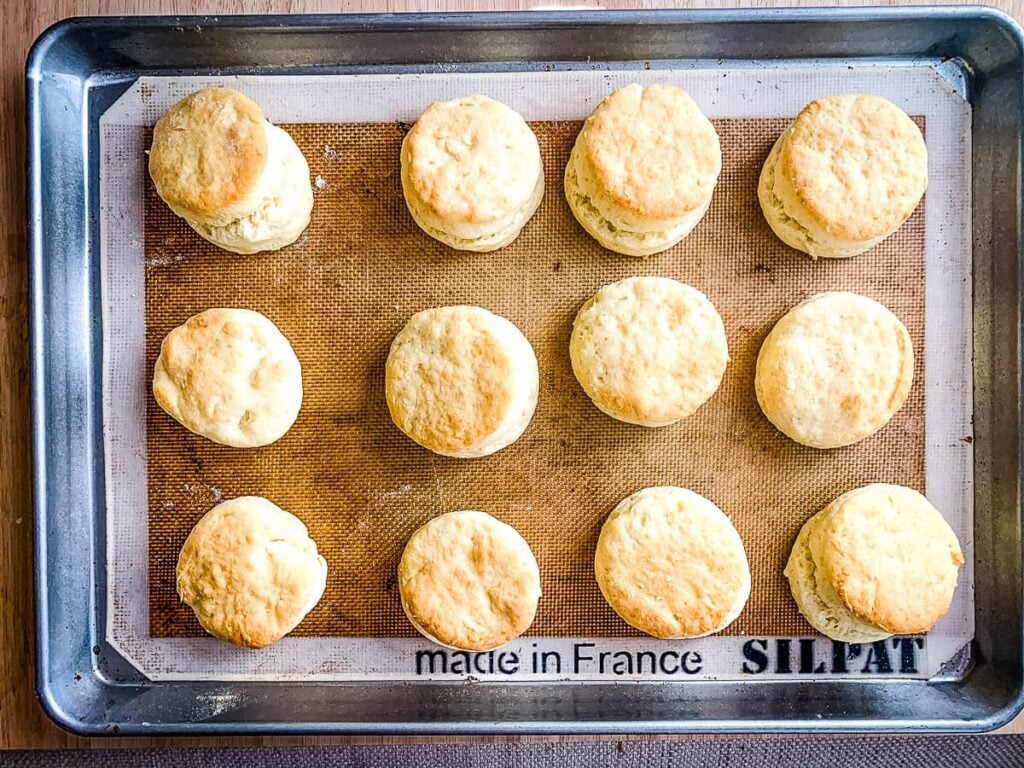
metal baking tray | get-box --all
[28,7,1024,735]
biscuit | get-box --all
[755,292,913,449]
[385,305,539,457]
[758,94,927,259]
[784,484,964,641]
[401,95,544,252]
[595,486,750,638]
[398,510,541,651]
[176,496,327,648]
[564,84,721,256]
[153,308,303,447]
[570,276,729,426]
[149,87,313,254]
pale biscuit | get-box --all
[595,486,750,638]
[153,308,303,448]
[401,95,544,252]
[176,496,327,648]
[148,87,313,253]
[398,510,541,651]
[570,276,729,427]
[755,292,913,449]
[385,305,539,457]
[564,84,721,256]
[758,94,927,259]
[784,484,964,641]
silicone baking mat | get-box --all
[99,69,972,680]
[144,116,926,639]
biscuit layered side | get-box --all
[176,496,327,648]
[758,94,928,259]
[784,484,964,642]
[149,87,314,254]
[401,95,544,252]
[565,84,721,257]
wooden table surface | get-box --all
[4,0,1023,750]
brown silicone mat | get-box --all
[145,117,925,639]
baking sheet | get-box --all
[100,67,973,681]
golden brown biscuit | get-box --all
[785,484,964,641]
[565,84,721,256]
[755,292,914,449]
[398,510,541,651]
[153,308,303,447]
[149,87,269,223]
[385,305,539,457]
[401,95,544,251]
[758,94,927,258]
[570,276,729,426]
[148,86,314,253]
[176,496,327,648]
[595,486,750,638]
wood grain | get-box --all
[3,0,1022,750]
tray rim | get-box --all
[28,5,1024,736]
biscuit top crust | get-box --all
[780,94,927,241]
[149,87,269,216]
[175,496,327,648]
[755,291,914,449]
[152,307,302,448]
[398,510,541,651]
[810,483,963,634]
[595,486,749,638]
[579,84,722,220]
[386,306,518,454]
[403,95,542,225]
[570,276,728,426]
